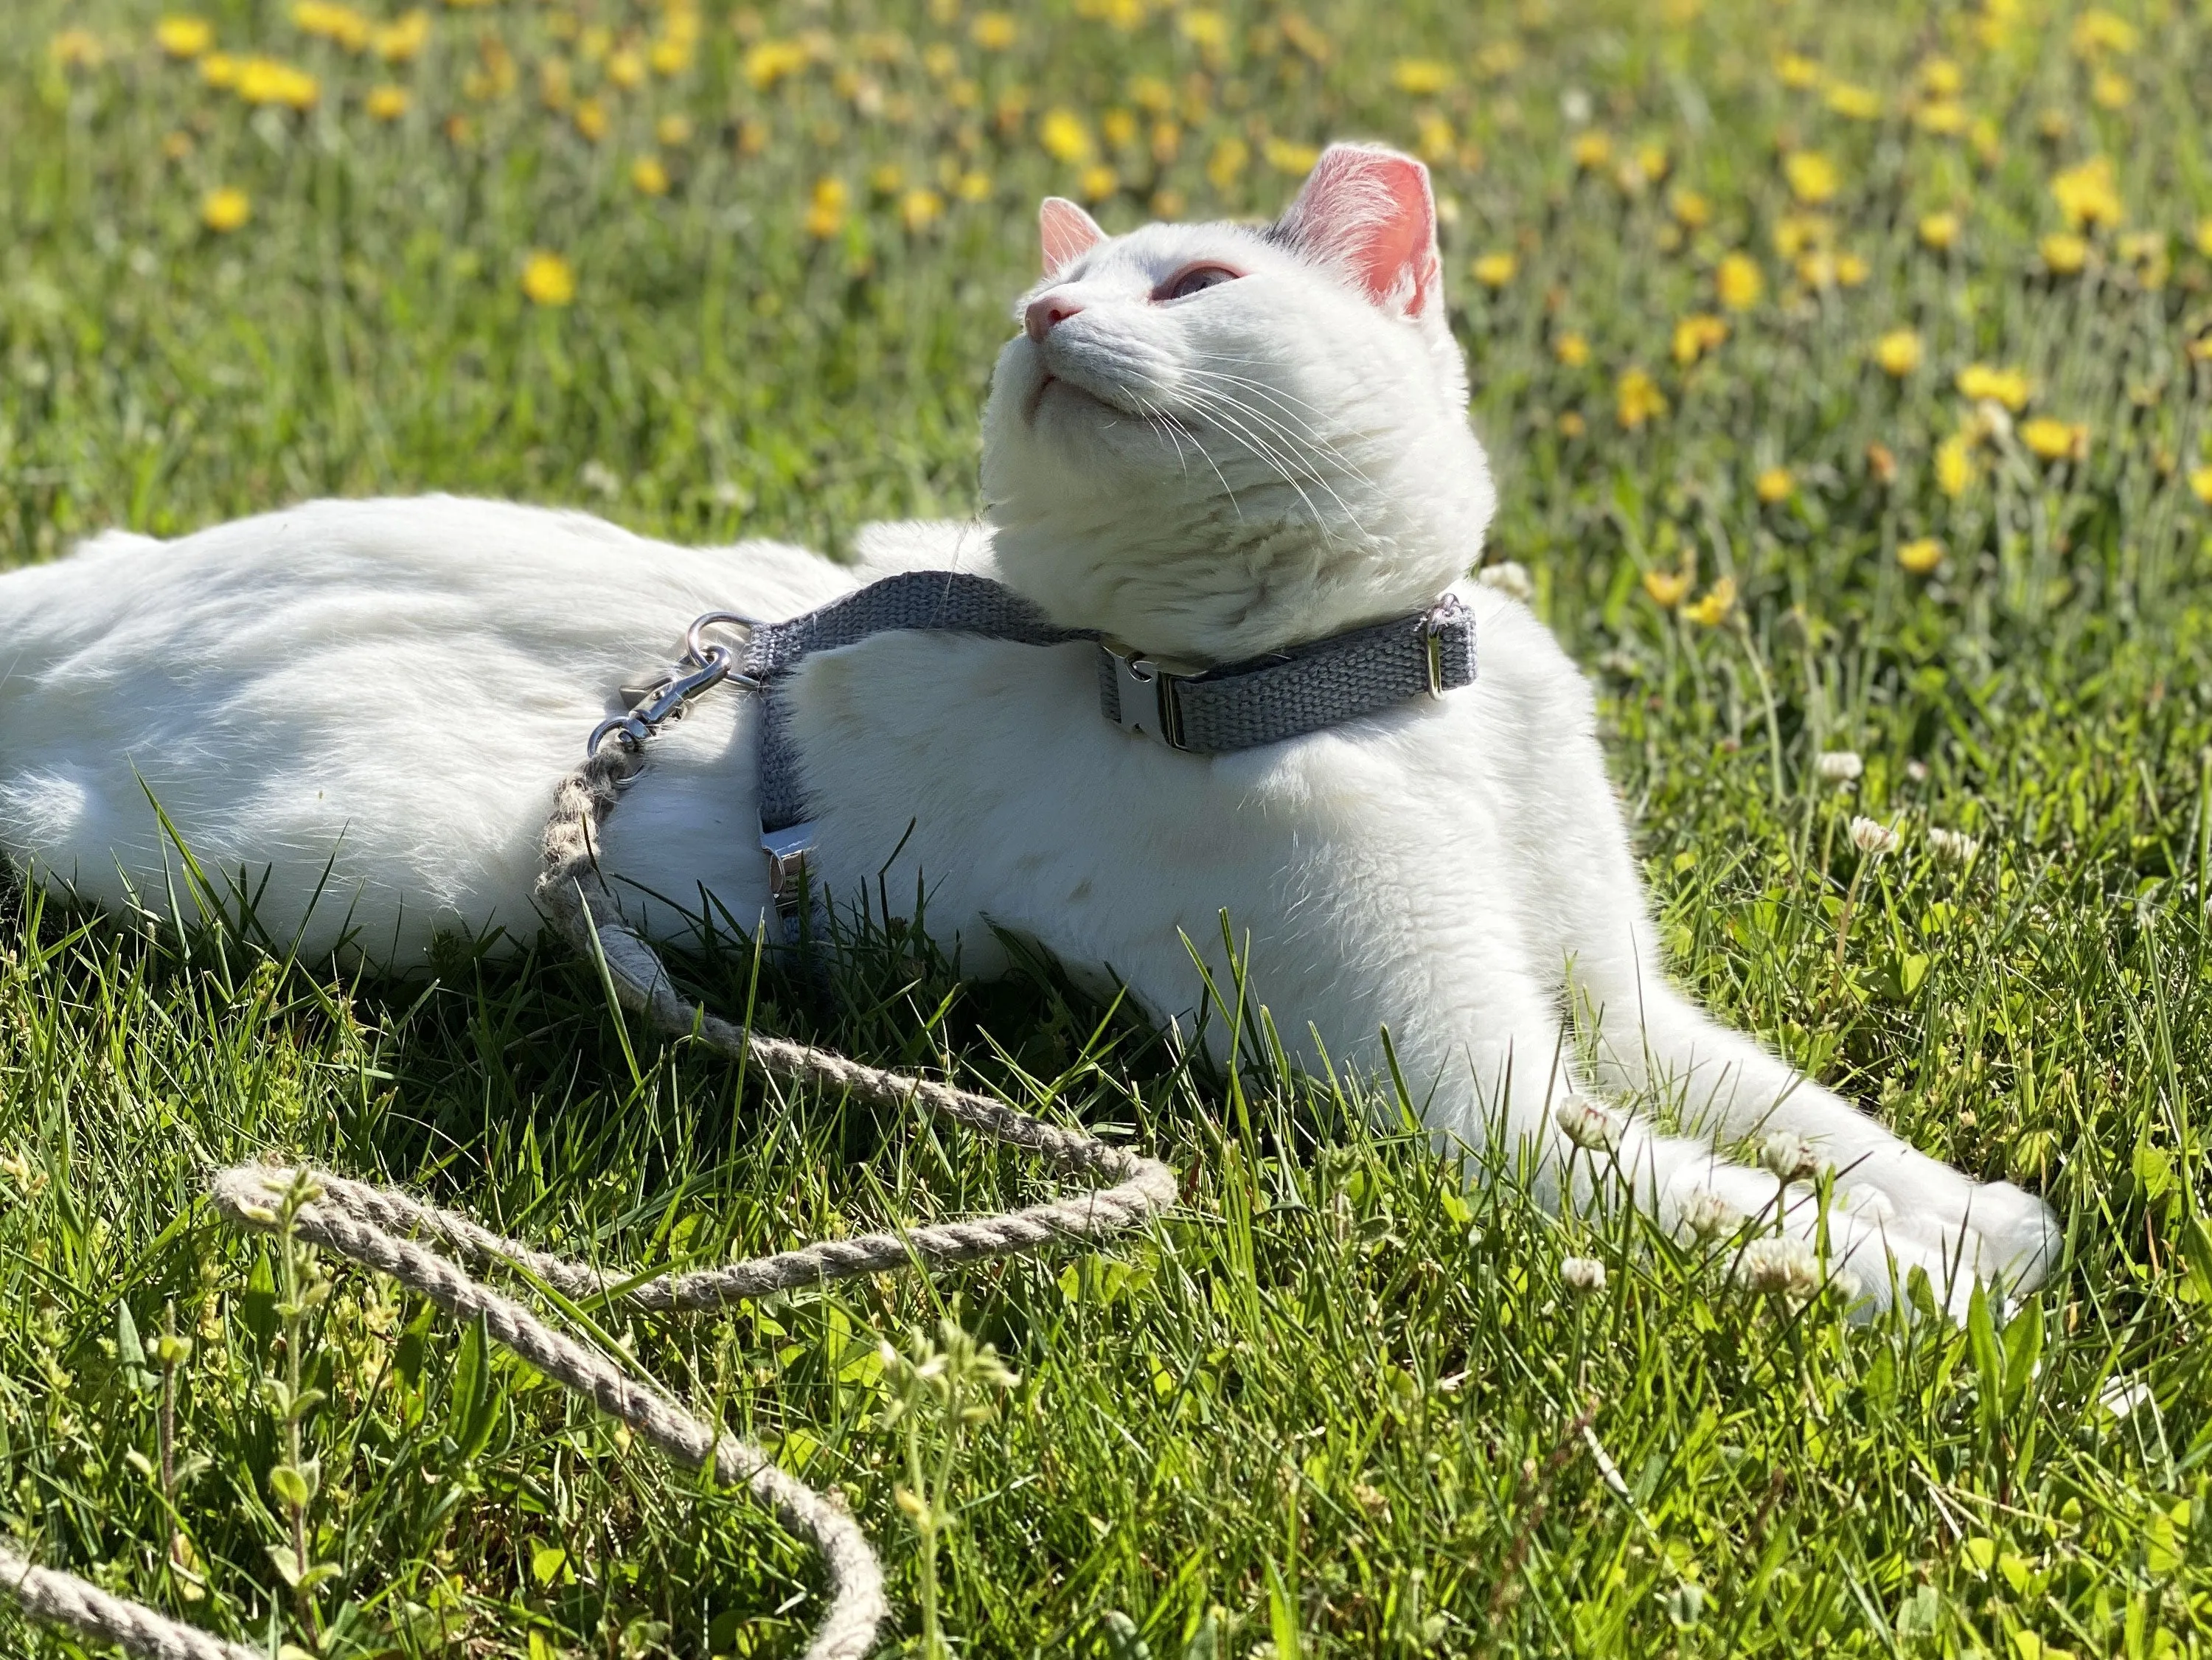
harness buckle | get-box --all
[1102,641,1188,749]
[760,820,818,933]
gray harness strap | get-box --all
[595,570,1478,941]
[742,572,1475,940]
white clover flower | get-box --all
[1759,1131,1825,1184]
[1815,750,1864,787]
[1732,1235,1824,1299]
[1561,1255,1607,1296]
[1926,825,1980,866]
[1849,816,1901,856]
[1675,1187,1742,1243]
[1555,1097,1622,1153]
[1477,560,1535,602]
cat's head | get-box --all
[981,142,1495,663]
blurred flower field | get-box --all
[7,1,2212,1658]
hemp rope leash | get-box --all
[0,736,1179,1660]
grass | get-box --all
[4,0,2212,1655]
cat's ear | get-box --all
[1275,144,1440,317]
[1040,198,1107,277]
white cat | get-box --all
[0,145,2057,1316]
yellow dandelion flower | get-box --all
[1128,73,1173,113]
[606,48,644,89]
[743,40,808,88]
[1102,108,1139,150]
[1897,537,1944,574]
[1178,10,1228,52]
[2020,418,2087,462]
[1557,411,1587,438]
[1783,150,1838,204]
[1683,575,1737,626]
[2190,466,2212,505]
[649,37,691,77]
[2090,71,2131,111]
[869,164,904,196]
[1472,252,1517,288]
[200,50,238,86]
[1554,332,1590,367]
[49,29,103,69]
[1873,330,1922,377]
[366,83,408,119]
[1079,164,1119,202]
[237,58,319,109]
[1775,52,1820,90]
[900,188,945,231]
[1571,131,1613,170]
[200,187,250,232]
[1636,143,1670,184]
[1914,100,1968,136]
[1474,39,1522,79]
[1921,58,1962,97]
[737,117,768,156]
[1919,212,1961,251]
[1716,252,1763,310]
[1265,137,1321,175]
[2070,8,2138,56]
[1039,108,1093,165]
[1643,568,1691,608]
[521,251,575,307]
[1970,117,2003,166]
[1754,466,1794,504]
[1825,83,1882,120]
[630,155,670,196]
[372,10,429,63]
[1935,434,1976,496]
[1393,58,1454,96]
[1669,187,1711,229]
[955,170,992,202]
[656,114,693,147]
[1616,367,1669,429]
[1834,252,1868,286]
[1957,364,2031,411]
[1415,114,1455,165]
[156,16,214,58]
[804,176,848,238]
[1671,313,1728,365]
[2041,232,2089,274]
[573,98,608,140]
[1773,213,1831,258]
[1206,135,1249,192]
[2051,156,2123,229]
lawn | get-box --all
[4,0,2211,1655]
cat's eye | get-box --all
[1158,264,1240,302]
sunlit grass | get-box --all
[4,0,2212,1656]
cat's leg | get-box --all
[1579,967,2060,1296]
[1427,986,1969,1319]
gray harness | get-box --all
[589,570,1476,936]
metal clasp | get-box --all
[1102,641,1187,749]
[587,610,765,757]
[760,820,818,933]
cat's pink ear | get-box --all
[1040,198,1107,277]
[1276,144,1440,316]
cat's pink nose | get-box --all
[1025,292,1083,341]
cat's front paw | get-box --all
[1961,1180,2063,1292]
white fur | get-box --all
[0,148,2057,1316]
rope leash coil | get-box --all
[2,701,1178,1660]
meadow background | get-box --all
[4,0,2212,1654]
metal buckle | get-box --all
[1102,641,1187,749]
[760,820,818,931]
[1421,605,1455,697]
